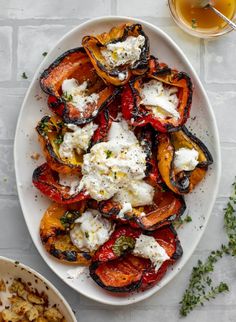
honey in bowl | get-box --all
[174,0,236,32]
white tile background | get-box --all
[0,0,236,321]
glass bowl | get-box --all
[168,0,236,38]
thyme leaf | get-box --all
[54,134,63,145]
[62,92,73,102]
[21,72,28,79]
[105,150,112,159]
[112,236,136,257]
[180,179,236,317]
[60,211,80,231]
[191,18,198,29]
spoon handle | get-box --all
[209,5,236,30]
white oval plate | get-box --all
[14,16,221,306]
[0,256,76,321]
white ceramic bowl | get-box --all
[14,16,221,305]
[0,256,76,321]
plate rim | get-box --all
[0,255,76,321]
[14,15,221,306]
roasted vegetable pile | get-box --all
[32,23,213,294]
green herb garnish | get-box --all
[21,72,28,79]
[180,180,236,317]
[191,18,198,29]
[112,236,136,257]
[54,134,63,145]
[60,211,80,230]
[62,92,73,102]
[85,231,89,238]
[42,52,48,57]
[38,119,50,134]
[105,150,112,159]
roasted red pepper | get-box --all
[135,125,160,187]
[32,163,89,204]
[82,23,150,86]
[90,225,182,292]
[92,226,141,263]
[36,115,84,174]
[121,57,193,132]
[40,47,119,125]
[98,187,186,231]
[40,202,92,264]
[157,126,213,194]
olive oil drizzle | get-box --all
[175,0,236,31]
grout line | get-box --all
[0,81,30,88]
[0,18,88,26]
[0,138,14,145]
[0,194,18,199]
[0,16,175,26]
[221,142,236,148]
[205,83,236,91]
[12,25,18,82]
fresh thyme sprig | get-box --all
[224,181,236,255]
[179,179,236,317]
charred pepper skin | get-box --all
[89,225,183,292]
[82,24,150,86]
[40,47,119,125]
[121,57,193,132]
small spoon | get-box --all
[194,0,236,30]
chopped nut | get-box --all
[35,317,48,322]
[2,309,21,322]
[9,280,24,294]
[26,305,39,321]
[27,293,45,305]
[1,279,64,322]
[34,304,45,315]
[44,307,63,322]
[11,296,32,315]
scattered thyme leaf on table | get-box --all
[21,72,28,79]
[179,179,236,317]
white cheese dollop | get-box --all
[61,78,99,112]
[113,180,154,207]
[140,79,179,120]
[117,202,133,219]
[78,119,154,203]
[58,173,81,196]
[59,122,98,160]
[133,234,170,271]
[101,35,145,68]
[70,209,114,252]
[107,119,137,142]
[174,148,199,172]
[118,72,128,81]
